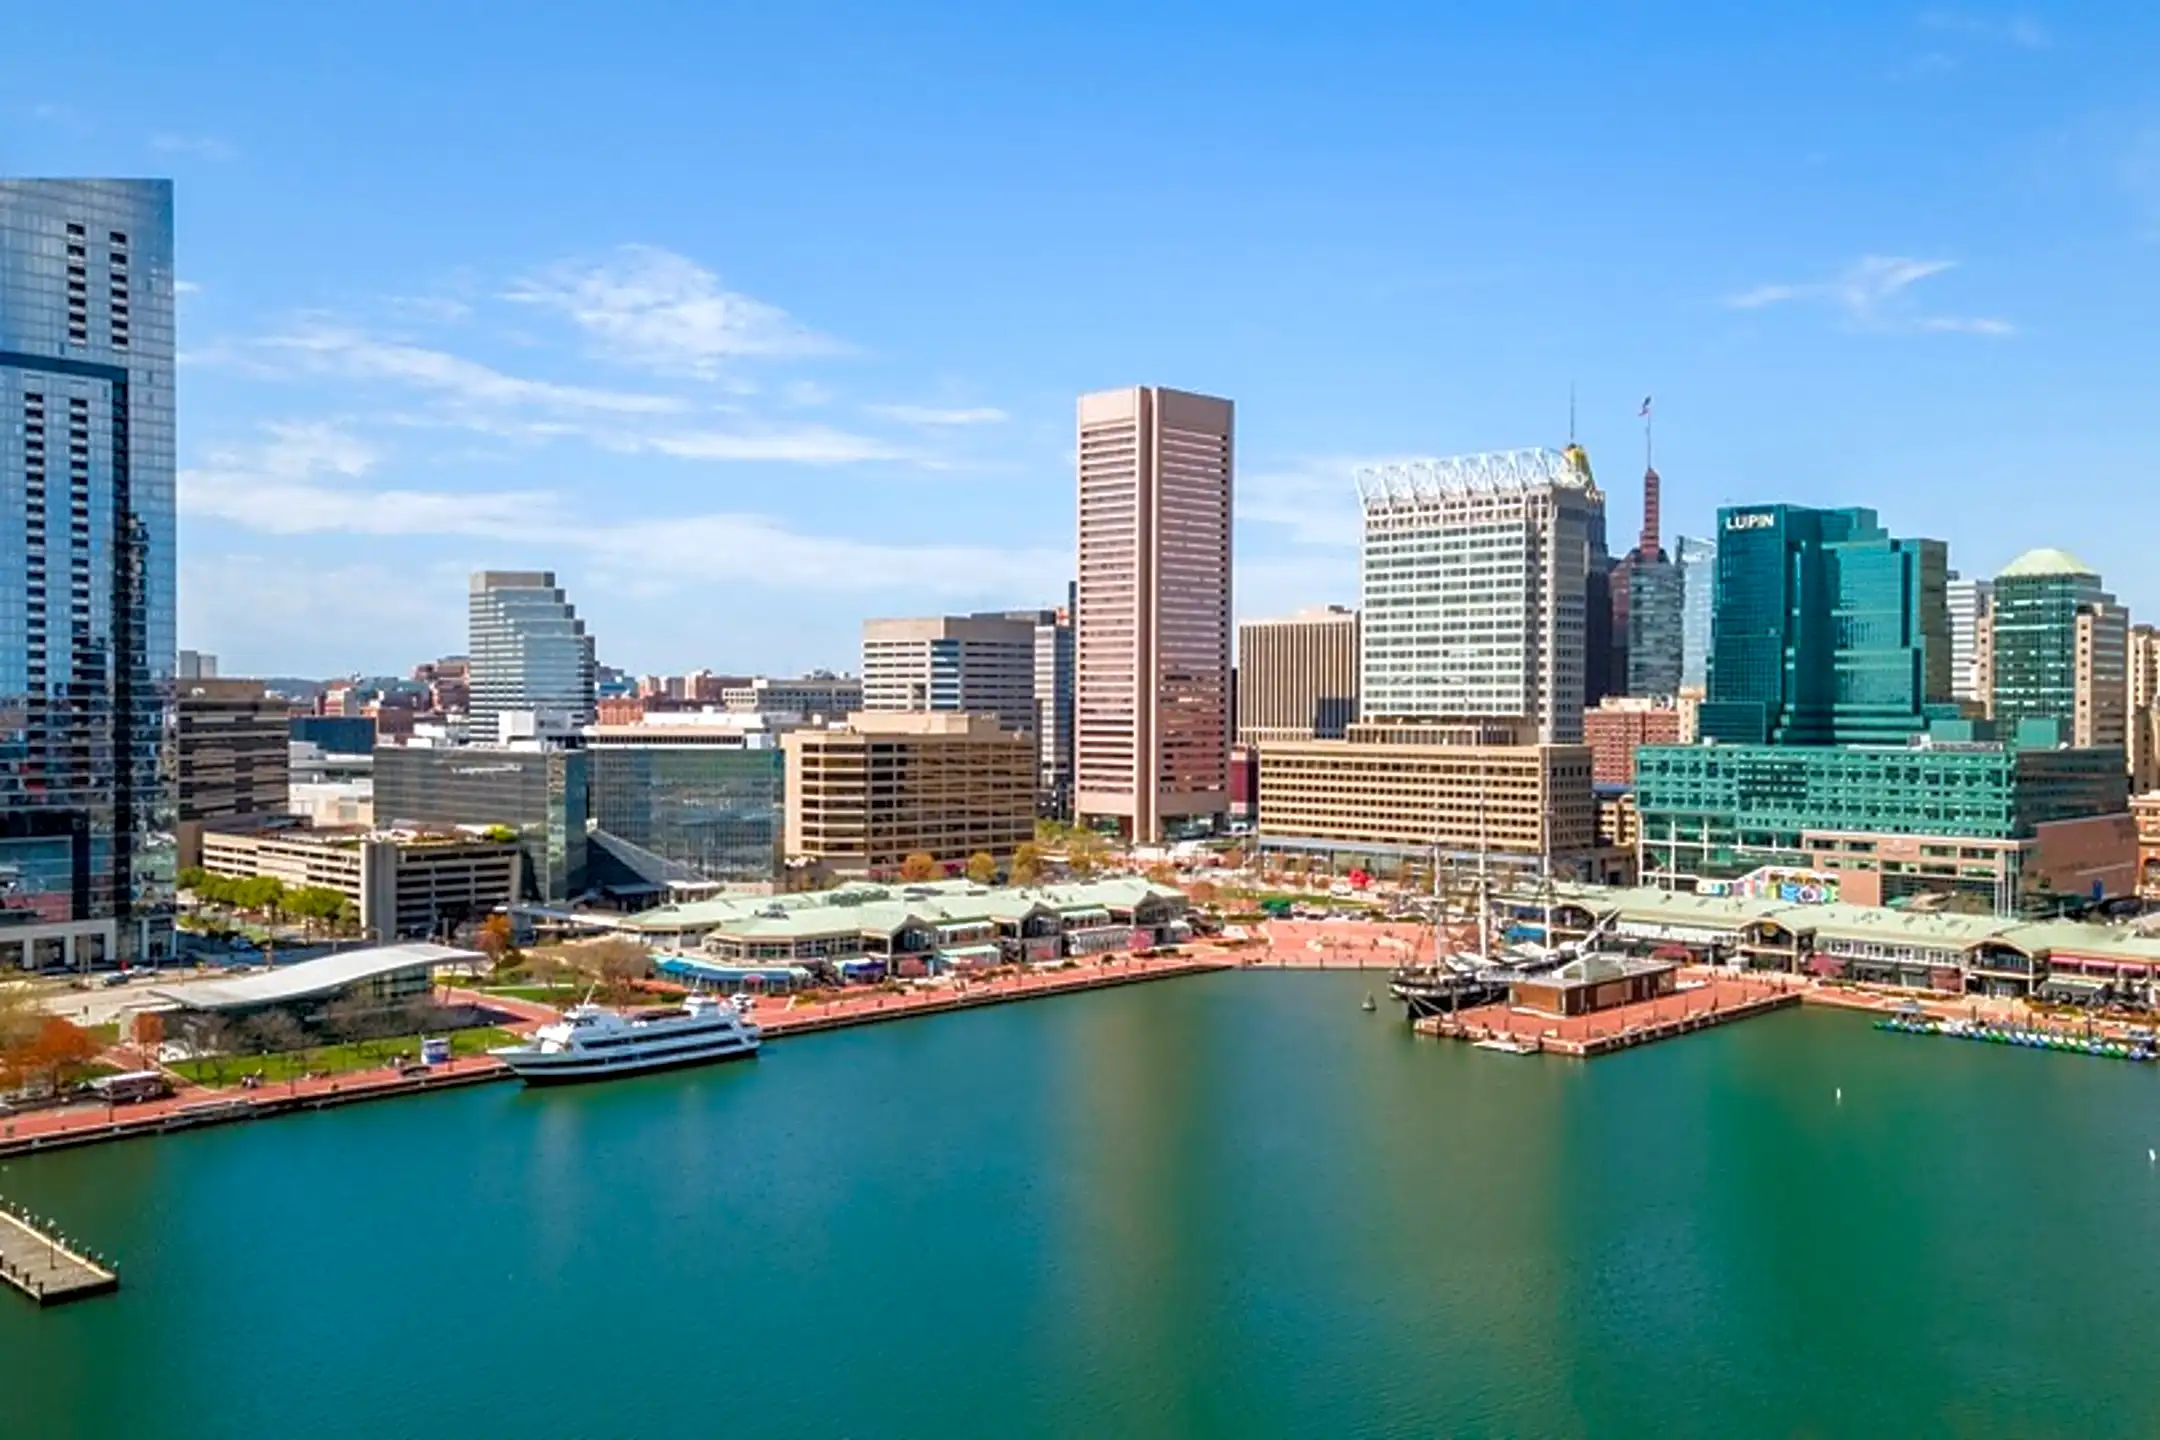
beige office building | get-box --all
[1254,720,1597,875]
[722,674,864,718]
[198,826,521,941]
[2130,624,2160,793]
[1237,606,1359,745]
[860,613,1039,732]
[783,712,1036,879]
[1074,385,1234,841]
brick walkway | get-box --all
[1417,975,1803,1057]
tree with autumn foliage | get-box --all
[965,851,998,885]
[2,1015,100,1096]
[898,851,941,883]
[1010,841,1046,886]
[1065,830,1107,878]
[475,913,516,968]
[130,1010,165,1067]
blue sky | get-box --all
[6,2,2158,677]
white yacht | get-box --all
[492,993,761,1085]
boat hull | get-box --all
[498,1038,761,1087]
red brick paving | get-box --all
[0,955,1232,1157]
[1417,974,1803,1057]
[756,953,1234,1036]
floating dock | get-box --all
[1876,1015,2158,1062]
[1415,978,1802,1057]
[0,1203,118,1306]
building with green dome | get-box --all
[1987,547,2127,753]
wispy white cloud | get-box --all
[504,245,840,379]
[1915,315,2018,335]
[864,403,1009,427]
[583,514,1064,596]
[386,295,474,323]
[640,427,913,464]
[1238,457,1396,549]
[150,132,236,161]
[180,555,466,673]
[174,279,204,296]
[182,421,553,537]
[256,322,688,414]
[1918,9,2051,49]
[1724,255,2013,336]
[181,420,1046,597]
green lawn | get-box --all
[477,985,581,1004]
[170,1026,522,1088]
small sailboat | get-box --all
[1361,992,1377,1012]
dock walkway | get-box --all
[1416,978,1802,1057]
[0,1202,117,1305]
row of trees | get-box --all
[175,868,361,936]
[895,851,1008,885]
[886,834,1114,890]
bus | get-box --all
[89,1071,173,1104]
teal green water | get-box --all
[6,972,2160,1438]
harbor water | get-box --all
[6,971,2160,1438]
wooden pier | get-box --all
[0,1202,118,1306]
[1416,979,1802,1057]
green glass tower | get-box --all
[1990,548,2126,750]
[1698,504,1949,746]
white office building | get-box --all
[1947,574,1993,707]
[1356,447,1604,744]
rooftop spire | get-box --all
[1636,395,1660,561]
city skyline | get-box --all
[8,5,2160,675]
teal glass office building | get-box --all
[1698,504,1950,746]
[589,744,784,885]
[0,181,177,965]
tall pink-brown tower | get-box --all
[1074,386,1234,842]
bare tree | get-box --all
[242,1010,307,1061]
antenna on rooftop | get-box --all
[1568,382,1577,445]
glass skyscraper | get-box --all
[1677,535,1716,691]
[1989,549,2125,750]
[588,743,784,884]
[467,570,596,744]
[372,744,590,903]
[0,180,176,967]
[1698,504,1949,747]
[1626,557,1683,696]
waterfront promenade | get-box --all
[0,953,1231,1159]
[755,952,1234,1036]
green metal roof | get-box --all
[618,876,1184,942]
[1539,882,2160,963]
[1998,547,2097,579]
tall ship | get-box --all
[492,993,761,1085]
[1387,854,1589,1020]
